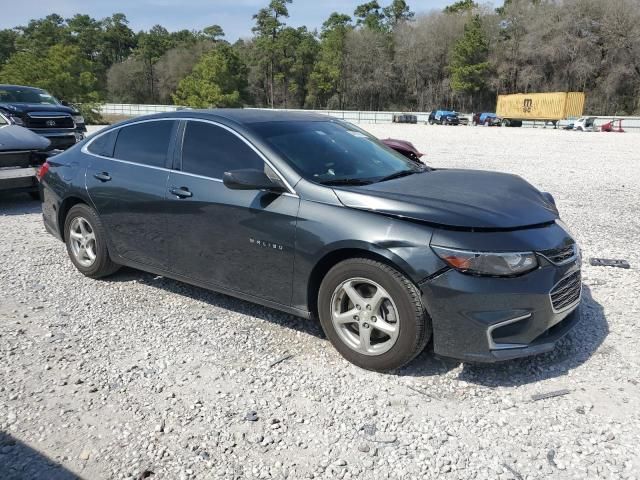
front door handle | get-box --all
[93,172,111,182]
[170,186,193,198]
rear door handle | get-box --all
[170,186,193,198]
[93,172,111,182]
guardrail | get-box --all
[99,103,181,115]
[97,104,640,130]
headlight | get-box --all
[72,115,85,125]
[432,245,538,276]
[8,115,24,126]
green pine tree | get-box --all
[172,44,247,108]
[450,14,489,95]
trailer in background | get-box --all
[496,92,585,128]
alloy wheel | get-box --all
[68,217,97,267]
[330,277,400,356]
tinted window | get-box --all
[113,120,175,167]
[181,121,264,178]
[87,129,118,157]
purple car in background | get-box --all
[381,138,424,163]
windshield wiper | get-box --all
[376,168,425,183]
[319,178,374,186]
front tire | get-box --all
[318,258,431,372]
[64,204,120,278]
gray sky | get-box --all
[0,0,458,40]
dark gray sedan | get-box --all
[39,110,581,371]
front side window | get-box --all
[249,120,422,185]
[181,121,264,179]
[113,120,176,168]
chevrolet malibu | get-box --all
[39,110,581,372]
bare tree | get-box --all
[342,28,395,110]
[394,12,466,110]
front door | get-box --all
[85,120,178,270]
[166,120,299,306]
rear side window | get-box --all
[181,121,264,179]
[87,129,118,157]
[113,120,176,168]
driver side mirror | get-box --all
[60,100,70,107]
[223,169,286,193]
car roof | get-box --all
[0,84,46,91]
[131,108,333,126]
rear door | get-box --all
[166,120,299,305]
[85,119,178,270]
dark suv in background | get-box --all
[428,110,460,125]
[0,84,86,150]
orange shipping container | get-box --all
[496,92,585,122]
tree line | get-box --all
[1,0,639,119]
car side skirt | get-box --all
[112,254,313,320]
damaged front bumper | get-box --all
[420,260,581,363]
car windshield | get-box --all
[0,86,60,105]
[250,120,425,185]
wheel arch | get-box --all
[306,246,417,318]
[58,196,89,241]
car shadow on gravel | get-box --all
[456,284,608,387]
[0,192,41,216]
[103,269,606,385]
[104,267,326,339]
[0,431,82,480]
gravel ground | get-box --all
[1,124,639,480]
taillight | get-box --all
[36,161,50,181]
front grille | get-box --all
[26,115,74,129]
[48,136,77,149]
[0,151,32,168]
[550,270,581,312]
[540,244,576,265]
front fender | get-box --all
[291,199,446,312]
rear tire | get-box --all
[318,258,431,372]
[64,204,120,279]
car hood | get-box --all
[0,124,51,152]
[332,169,559,229]
[0,102,75,115]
